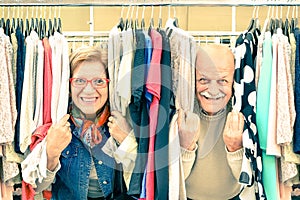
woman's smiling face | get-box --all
[71,61,108,119]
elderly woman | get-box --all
[22,46,137,200]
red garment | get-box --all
[145,29,162,200]
[22,123,52,200]
[42,38,53,124]
[22,181,35,200]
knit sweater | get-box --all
[182,102,255,200]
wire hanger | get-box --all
[124,5,131,30]
[5,6,11,36]
[128,5,134,30]
[57,6,62,33]
[117,6,124,31]
[134,5,139,30]
[141,5,145,30]
[0,7,4,28]
[149,5,154,29]
[157,5,162,31]
[47,6,53,37]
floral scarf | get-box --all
[70,104,110,149]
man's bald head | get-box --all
[195,44,235,115]
[196,44,234,73]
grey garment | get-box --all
[88,179,104,198]
[185,101,241,200]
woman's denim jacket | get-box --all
[51,123,116,200]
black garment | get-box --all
[128,29,149,195]
[14,26,26,153]
[154,29,174,200]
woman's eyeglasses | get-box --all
[70,77,110,89]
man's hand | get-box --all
[46,114,72,170]
[223,111,244,152]
[108,111,132,145]
[178,109,200,151]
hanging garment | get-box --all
[42,37,53,125]
[154,29,173,200]
[117,28,134,116]
[0,27,19,188]
[49,32,70,123]
[128,29,149,196]
[108,25,122,112]
[14,26,26,153]
[233,31,265,199]
[33,40,44,128]
[19,30,39,153]
[256,31,278,200]
[293,28,300,153]
[145,28,162,200]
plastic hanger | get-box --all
[173,7,179,27]
[247,6,256,32]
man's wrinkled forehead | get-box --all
[195,44,235,73]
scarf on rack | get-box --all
[70,103,110,149]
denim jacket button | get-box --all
[98,160,103,165]
[103,180,108,185]
[66,151,69,155]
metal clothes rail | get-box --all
[0,0,299,6]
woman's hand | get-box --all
[46,114,72,171]
[178,109,200,151]
[107,111,132,145]
[223,111,244,152]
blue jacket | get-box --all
[51,123,119,200]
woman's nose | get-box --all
[83,82,95,92]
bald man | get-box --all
[179,44,255,200]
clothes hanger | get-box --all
[134,5,139,30]
[19,7,24,34]
[149,5,154,30]
[128,5,134,30]
[47,7,53,37]
[173,7,179,27]
[284,6,290,36]
[5,7,11,36]
[141,6,145,30]
[52,6,57,35]
[247,6,256,32]
[124,5,131,30]
[0,7,4,28]
[157,5,162,31]
[267,6,275,34]
[290,6,296,33]
[117,6,125,31]
[57,6,62,33]
[25,7,30,37]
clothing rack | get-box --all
[63,30,241,46]
[0,0,300,6]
